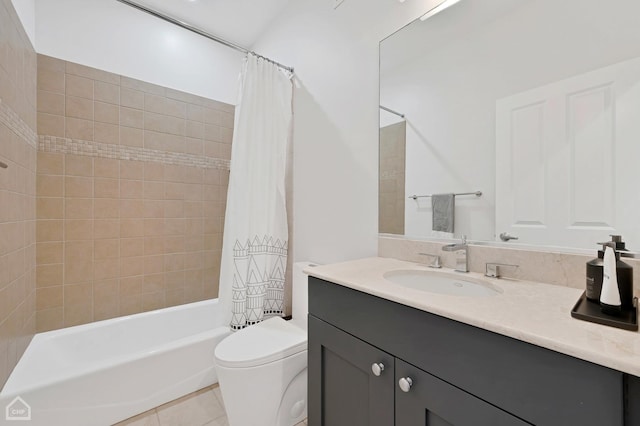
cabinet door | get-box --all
[395,359,530,426]
[308,315,395,426]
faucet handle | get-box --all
[461,235,467,245]
[418,253,442,268]
[485,262,518,278]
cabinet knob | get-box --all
[398,377,413,393]
[371,363,385,376]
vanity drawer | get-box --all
[309,277,624,426]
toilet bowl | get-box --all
[214,262,314,426]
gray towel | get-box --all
[432,193,455,233]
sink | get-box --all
[383,270,500,297]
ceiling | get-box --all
[131,0,292,48]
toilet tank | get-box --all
[292,262,317,327]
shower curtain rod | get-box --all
[379,105,405,118]
[114,0,294,73]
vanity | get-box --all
[305,258,640,426]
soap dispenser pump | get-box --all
[600,244,622,315]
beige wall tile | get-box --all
[66,74,94,99]
[37,55,65,72]
[64,283,92,306]
[36,175,63,197]
[36,264,63,288]
[94,259,119,281]
[64,303,92,327]
[94,198,119,219]
[36,220,63,242]
[120,107,144,129]
[120,126,143,147]
[36,286,63,310]
[120,275,143,295]
[144,219,164,237]
[143,273,165,293]
[121,180,143,199]
[66,62,120,85]
[120,219,144,238]
[121,238,144,257]
[120,87,144,110]
[65,176,93,198]
[121,76,165,96]
[37,90,64,115]
[145,93,186,118]
[36,307,63,332]
[65,198,93,219]
[37,68,64,94]
[38,152,64,175]
[120,199,144,218]
[94,219,120,239]
[94,81,120,105]
[94,178,119,198]
[119,294,142,316]
[93,279,119,320]
[94,122,119,144]
[38,112,65,137]
[95,101,119,124]
[66,96,93,120]
[144,200,164,218]
[144,162,164,181]
[144,181,165,200]
[65,155,93,176]
[187,104,204,122]
[144,112,185,136]
[66,117,94,140]
[94,239,119,259]
[65,219,93,241]
[36,197,63,219]
[142,291,165,312]
[94,158,119,178]
[144,237,165,255]
[120,161,144,180]
[37,242,63,265]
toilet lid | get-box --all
[214,317,307,368]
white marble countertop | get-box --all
[305,257,640,377]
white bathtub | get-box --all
[0,299,230,426]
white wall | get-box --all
[35,0,243,104]
[252,0,442,264]
[11,0,35,46]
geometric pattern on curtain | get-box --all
[230,236,288,330]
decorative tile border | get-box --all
[38,135,231,171]
[0,98,38,148]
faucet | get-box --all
[485,263,518,278]
[418,253,441,268]
[442,235,468,273]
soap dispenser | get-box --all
[600,245,622,315]
[586,235,633,308]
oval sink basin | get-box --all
[383,270,500,297]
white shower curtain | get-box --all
[218,53,293,330]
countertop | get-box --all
[305,257,640,377]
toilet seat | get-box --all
[214,317,307,369]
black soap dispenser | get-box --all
[586,235,634,309]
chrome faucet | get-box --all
[485,263,518,278]
[442,235,468,273]
[418,253,441,268]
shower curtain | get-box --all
[218,53,293,330]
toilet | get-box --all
[214,262,314,426]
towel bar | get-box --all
[409,191,481,200]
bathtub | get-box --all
[0,299,230,426]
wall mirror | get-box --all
[379,0,640,251]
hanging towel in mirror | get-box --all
[432,193,455,233]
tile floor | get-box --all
[114,384,308,426]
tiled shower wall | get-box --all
[0,0,37,388]
[35,55,233,332]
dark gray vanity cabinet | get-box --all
[308,276,631,426]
